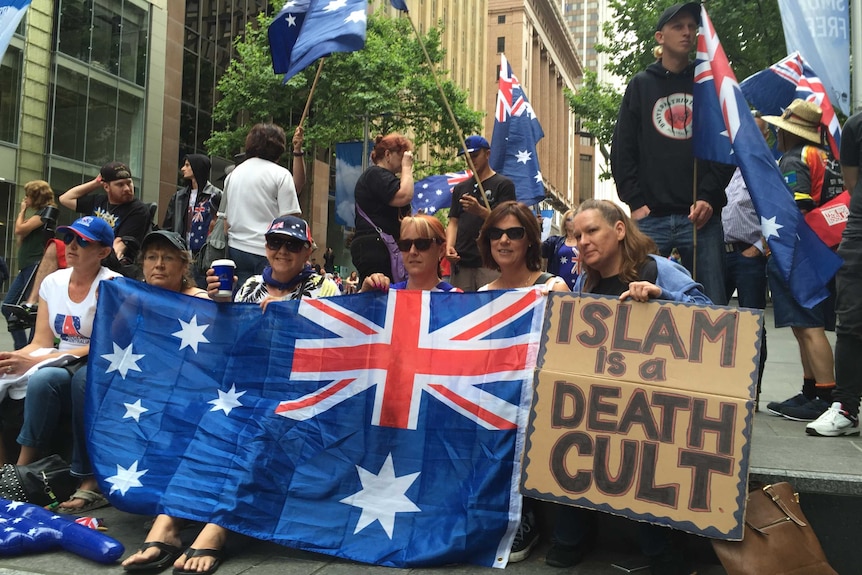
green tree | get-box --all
[207,6,482,176]
[571,0,786,175]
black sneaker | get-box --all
[509,513,539,563]
[780,398,830,422]
[766,393,809,416]
[545,542,586,568]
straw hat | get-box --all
[763,99,823,145]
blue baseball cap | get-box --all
[56,216,115,246]
[458,135,490,156]
[265,215,314,245]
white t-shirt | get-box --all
[39,267,121,352]
[224,157,300,256]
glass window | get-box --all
[497,15,505,24]
[84,79,119,166]
[90,1,121,75]
[182,49,198,105]
[497,36,505,53]
[50,67,89,161]
[0,47,22,144]
[57,0,91,63]
[119,2,148,86]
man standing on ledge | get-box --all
[611,2,734,305]
[446,135,515,292]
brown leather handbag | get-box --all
[712,482,837,575]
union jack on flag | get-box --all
[86,280,546,568]
[411,170,471,214]
[740,51,841,160]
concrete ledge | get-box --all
[749,467,862,496]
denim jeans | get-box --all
[834,236,862,416]
[636,214,727,305]
[2,263,38,349]
[17,364,92,477]
[228,247,268,292]
[725,250,768,390]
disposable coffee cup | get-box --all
[212,259,236,297]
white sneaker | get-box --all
[806,402,860,437]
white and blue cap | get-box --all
[265,215,314,245]
[56,216,115,246]
[458,135,491,156]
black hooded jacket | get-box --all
[611,61,734,216]
[163,154,222,253]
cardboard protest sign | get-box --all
[523,293,762,540]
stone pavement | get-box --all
[0,304,857,575]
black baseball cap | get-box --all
[656,2,700,31]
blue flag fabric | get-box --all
[693,6,842,309]
[86,280,546,568]
[776,0,850,115]
[0,0,30,63]
[268,0,367,81]
[334,141,365,227]
[389,0,408,11]
[490,54,545,206]
[412,170,471,215]
[739,52,842,161]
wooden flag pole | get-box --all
[401,12,491,211]
[299,58,326,127]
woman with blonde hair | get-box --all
[541,207,580,289]
[2,180,56,349]
[350,133,414,284]
[361,214,462,293]
[572,199,709,303]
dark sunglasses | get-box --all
[266,237,307,253]
[487,226,526,241]
[63,233,91,248]
[397,238,441,252]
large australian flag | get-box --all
[412,170,471,215]
[86,279,546,568]
[692,6,842,309]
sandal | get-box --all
[56,488,110,515]
[124,541,183,572]
[172,547,223,575]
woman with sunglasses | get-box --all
[208,215,339,308]
[0,216,119,510]
[541,208,579,290]
[477,201,569,295]
[361,214,462,293]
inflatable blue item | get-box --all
[0,499,124,563]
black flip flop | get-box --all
[124,541,183,572]
[172,547,223,575]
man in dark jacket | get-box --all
[610,2,734,305]
[164,154,222,287]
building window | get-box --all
[497,15,505,24]
[0,47,22,144]
[497,36,505,53]
[579,154,594,203]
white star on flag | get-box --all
[422,183,429,189]
[209,384,246,415]
[761,215,784,239]
[105,460,148,495]
[340,453,420,539]
[172,315,210,352]
[534,171,543,184]
[324,0,347,11]
[5,501,23,511]
[515,150,532,164]
[345,10,366,24]
[559,256,568,264]
[285,13,296,26]
[123,399,148,422]
[102,343,144,379]
[435,189,443,195]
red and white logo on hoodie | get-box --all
[652,93,693,140]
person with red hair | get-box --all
[350,133,414,284]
